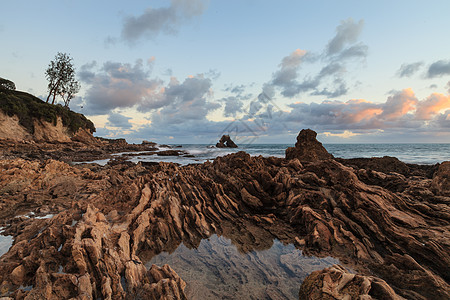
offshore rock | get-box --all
[216,135,238,148]
[286,129,334,162]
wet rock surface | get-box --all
[0,130,449,299]
[299,264,404,300]
[0,137,159,164]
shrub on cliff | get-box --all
[0,90,95,135]
[0,77,16,91]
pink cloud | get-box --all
[380,88,418,121]
[416,93,450,120]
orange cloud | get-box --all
[280,49,307,68]
[380,88,418,120]
[416,93,450,120]
[342,99,382,123]
[351,108,383,123]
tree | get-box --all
[61,80,80,108]
[45,52,80,107]
[0,77,16,91]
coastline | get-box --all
[0,131,449,299]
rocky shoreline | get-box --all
[0,130,449,299]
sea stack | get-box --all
[216,135,238,148]
[285,129,333,161]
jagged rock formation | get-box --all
[299,265,404,300]
[286,129,334,161]
[216,135,238,148]
[0,147,449,299]
[432,161,450,196]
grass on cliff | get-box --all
[0,90,95,135]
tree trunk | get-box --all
[48,79,61,105]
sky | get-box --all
[1,0,450,144]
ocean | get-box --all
[121,143,450,166]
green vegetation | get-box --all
[0,89,95,135]
[45,52,80,107]
[0,77,16,91]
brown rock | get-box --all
[337,156,410,176]
[156,150,185,156]
[431,161,450,196]
[0,147,449,299]
[71,128,104,147]
[10,265,26,285]
[299,265,404,300]
[137,264,187,299]
[286,129,333,161]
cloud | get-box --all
[106,113,133,129]
[78,61,97,83]
[311,79,348,98]
[322,130,361,138]
[79,59,163,115]
[147,75,219,128]
[396,62,424,77]
[271,49,307,91]
[121,0,209,44]
[447,81,450,93]
[273,89,450,135]
[379,88,418,121]
[224,84,246,95]
[80,65,223,142]
[222,96,244,117]
[335,44,368,61]
[271,59,349,98]
[266,18,366,99]
[79,56,222,140]
[427,60,450,78]
[216,89,449,142]
[429,110,450,129]
[416,93,450,120]
[284,99,383,130]
[97,84,450,143]
[326,18,364,56]
[125,117,231,143]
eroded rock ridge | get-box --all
[0,130,448,299]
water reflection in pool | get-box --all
[0,227,13,258]
[146,234,338,300]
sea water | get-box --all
[126,143,450,166]
[77,143,450,166]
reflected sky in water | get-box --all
[147,234,338,300]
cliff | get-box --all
[0,90,95,143]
